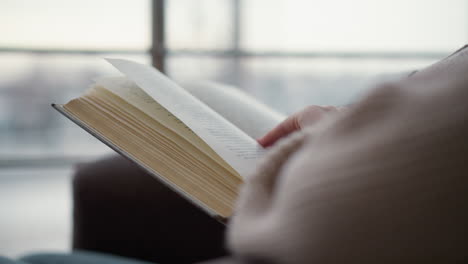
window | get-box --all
[0,0,150,162]
[165,0,466,114]
[1,0,466,164]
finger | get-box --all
[257,114,300,147]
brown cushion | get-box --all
[72,154,227,264]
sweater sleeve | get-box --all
[222,46,468,264]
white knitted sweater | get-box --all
[204,46,468,264]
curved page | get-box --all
[107,58,265,178]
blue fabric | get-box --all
[0,256,28,264]
[1,251,155,264]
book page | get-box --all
[92,77,237,174]
[107,59,265,178]
[182,81,285,139]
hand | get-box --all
[257,105,343,147]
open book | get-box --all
[53,59,285,220]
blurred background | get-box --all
[0,0,466,257]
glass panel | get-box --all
[166,55,239,84]
[1,167,72,257]
[167,56,436,115]
[166,0,234,50]
[0,0,150,50]
[241,0,467,53]
[0,53,150,159]
[237,58,436,114]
